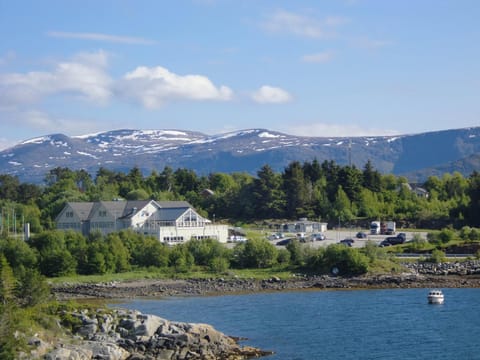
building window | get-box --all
[192,235,218,240]
[91,222,114,229]
[66,211,74,218]
[99,210,107,217]
[163,236,184,243]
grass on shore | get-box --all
[49,265,297,285]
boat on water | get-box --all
[428,289,444,304]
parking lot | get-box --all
[269,229,428,249]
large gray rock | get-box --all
[44,346,93,360]
[44,308,271,360]
[133,313,168,338]
[45,342,129,360]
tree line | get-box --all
[0,226,372,278]
[0,160,479,232]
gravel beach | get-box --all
[51,272,480,301]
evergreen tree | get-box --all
[0,256,16,360]
[321,160,341,202]
[303,159,322,183]
[362,160,382,192]
[332,186,354,223]
[283,161,308,218]
[253,165,285,219]
[338,165,363,202]
[0,255,15,306]
[466,171,480,226]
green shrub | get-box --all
[276,249,291,264]
[362,240,387,262]
[209,257,230,273]
[460,226,473,240]
[232,238,278,269]
[409,234,429,251]
[427,249,446,263]
[469,228,480,241]
[306,244,368,276]
[60,312,83,333]
[438,228,456,243]
[427,231,440,244]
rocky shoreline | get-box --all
[52,264,480,301]
[43,262,480,360]
[36,308,272,360]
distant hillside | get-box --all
[1,127,479,183]
[402,153,480,182]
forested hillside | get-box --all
[1,160,479,232]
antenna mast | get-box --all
[348,138,352,166]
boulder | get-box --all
[44,346,93,360]
[44,308,271,360]
[45,342,129,360]
[134,314,168,338]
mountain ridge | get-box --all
[2,127,479,183]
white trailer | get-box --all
[370,220,396,235]
[385,221,396,235]
[370,221,381,235]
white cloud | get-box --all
[0,51,236,110]
[0,50,112,107]
[302,50,335,63]
[262,9,347,38]
[0,137,17,151]
[279,122,400,137]
[1,109,108,136]
[251,85,292,104]
[119,66,233,108]
[47,31,156,45]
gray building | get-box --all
[56,200,228,244]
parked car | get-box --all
[397,232,407,242]
[275,238,292,246]
[268,233,280,240]
[339,238,355,247]
[379,235,406,246]
[356,232,367,239]
[379,239,392,247]
[229,235,247,243]
[311,233,326,241]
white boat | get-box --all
[427,289,444,304]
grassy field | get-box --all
[49,265,297,285]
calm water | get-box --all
[115,288,480,359]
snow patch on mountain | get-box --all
[387,137,401,143]
[258,131,282,138]
[22,136,51,145]
[77,151,98,159]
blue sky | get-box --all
[1,0,479,149]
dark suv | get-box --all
[339,238,355,247]
[382,235,406,246]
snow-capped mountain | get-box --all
[1,127,479,183]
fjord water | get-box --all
[116,288,480,359]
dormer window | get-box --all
[99,210,107,217]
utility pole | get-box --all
[13,208,16,238]
[6,208,9,236]
[348,138,352,166]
